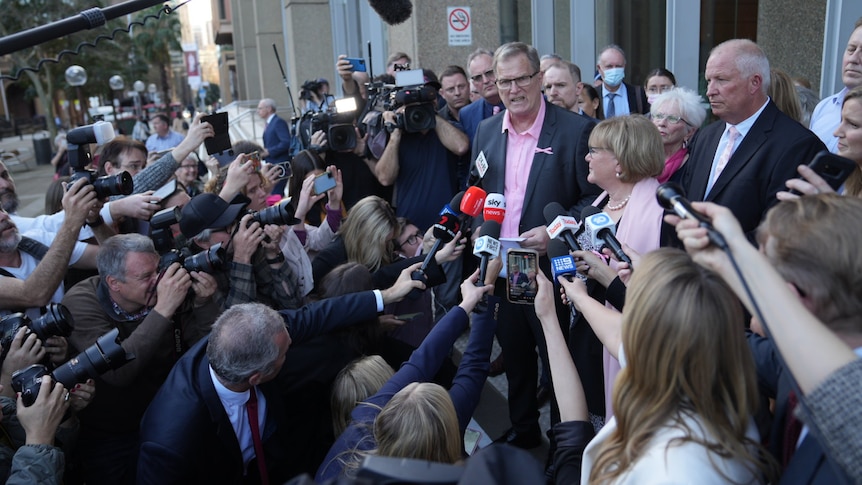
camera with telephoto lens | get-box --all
[11,328,135,406]
[0,304,74,362]
[66,121,134,198]
[389,84,437,133]
[309,97,359,151]
[159,244,227,274]
[248,200,298,227]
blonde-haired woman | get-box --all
[536,249,776,483]
[315,269,498,481]
[312,195,462,293]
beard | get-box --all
[0,189,19,214]
[0,221,21,253]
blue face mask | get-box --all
[603,67,625,87]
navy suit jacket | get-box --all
[460,98,504,142]
[678,101,825,237]
[471,100,599,234]
[263,114,292,164]
[137,291,380,485]
[748,331,847,484]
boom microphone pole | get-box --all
[0,0,169,56]
[272,44,299,120]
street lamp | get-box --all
[133,80,145,119]
[109,75,124,127]
[147,83,157,107]
[65,65,87,127]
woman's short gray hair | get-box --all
[650,87,709,129]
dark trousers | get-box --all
[494,278,565,433]
[76,429,138,485]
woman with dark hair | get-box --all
[578,84,604,120]
[288,149,346,254]
[643,67,677,104]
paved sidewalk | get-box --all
[0,133,56,217]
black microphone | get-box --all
[580,206,634,267]
[473,220,501,285]
[407,207,461,300]
[543,202,581,251]
[368,0,413,25]
[656,182,728,250]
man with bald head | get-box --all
[677,39,825,237]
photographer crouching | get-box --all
[60,234,219,485]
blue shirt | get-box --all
[145,130,185,153]
[809,87,847,153]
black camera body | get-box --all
[0,304,73,362]
[11,328,135,406]
[66,121,133,199]
[310,109,357,152]
[390,84,437,133]
[161,244,226,274]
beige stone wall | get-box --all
[757,0,826,92]
[392,2,501,75]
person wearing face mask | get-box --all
[596,45,650,117]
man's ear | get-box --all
[103,161,116,175]
[105,274,121,292]
[248,372,264,387]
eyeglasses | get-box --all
[646,86,673,94]
[470,69,496,83]
[588,146,613,156]
[495,71,540,90]
[652,113,691,126]
[398,232,422,248]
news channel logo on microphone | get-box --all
[587,212,612,227]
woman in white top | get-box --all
[536,248,777,484]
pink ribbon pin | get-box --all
[535,147,554,155]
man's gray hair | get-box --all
[712,39,771,95]
[260,98,277,111]
[207,303,287,386]
[97,234,155,281]
[493,42,540,73]
[466,48,495,71]
[597,44,626,65]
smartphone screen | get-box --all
[506,249,539,304]
[313,171,337,195]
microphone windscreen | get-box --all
[432,214,460,242]
[580,205,601,222]
[543,201,567,225]
[546,239,569,259]
[368,0,413,25]
[656,182,685,210]
[481,220,501,240]
[460,186,487,217]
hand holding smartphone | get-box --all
[313,170,337,195]
[506,249,539,304]
[789,151,856,195]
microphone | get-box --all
[459,186,486,219]
[473,220,501,285]
[543,202,581,252]
[368,0,413,25]
[407,211,461,300]
[440,191,465,217]
[656,182,728,250]
[483,193,506,224]
[547,239,579,317]
[581,206,634,267]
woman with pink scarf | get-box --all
[649,87,707,183]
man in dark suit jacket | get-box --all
[137,272,422,484]
[745,194,861,484]
[677,39,825,237]
[596,45,649,117]
[258,98,293,194]
[460,48,506,142]
[471,42,598,449]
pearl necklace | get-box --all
[605,194,631,211]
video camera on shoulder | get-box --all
[386,69,438,133]
[307,97,359,152]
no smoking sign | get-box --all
[447,7,472,46]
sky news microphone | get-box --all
[483,193,505,224]
[543,202,581,251]
[581,206,633,267]
[656,182,728,250]
[473,220,501,285]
